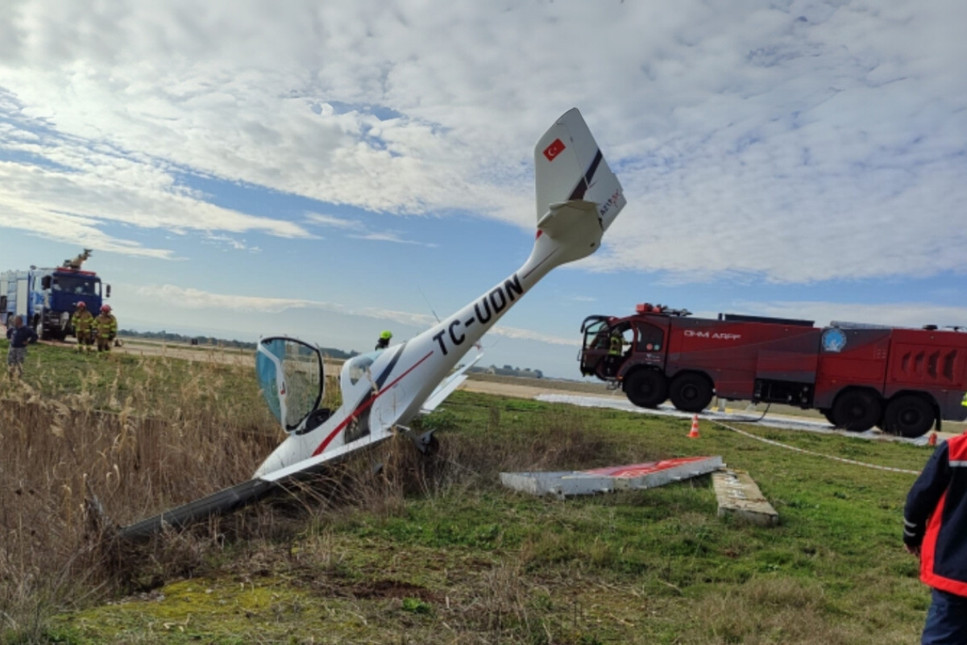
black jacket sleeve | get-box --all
[904,443,951,548]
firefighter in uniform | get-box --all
[71,301,95,352]
[375,330,392,350]
[609,332,623,356]
[94,304,118,352]
[605,330,625,377]
[904,398,967,644]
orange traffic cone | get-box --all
[928,432,938,447]
[688,414,700,439]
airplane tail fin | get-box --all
[534,108,626,234]
[529,108,626,268]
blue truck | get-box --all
[1,250,111,340]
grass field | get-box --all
[0,339,937,643]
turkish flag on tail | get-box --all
[543,138,566,162]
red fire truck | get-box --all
[578,303,967,437]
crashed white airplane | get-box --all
[120,108,627,539]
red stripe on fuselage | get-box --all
[311,350,434,457]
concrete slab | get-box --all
[500,455,724,499]
[499,471,614,498]
[712,469,779,527]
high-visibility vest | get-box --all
[609,335,623,355]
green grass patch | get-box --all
[0,345,936,643]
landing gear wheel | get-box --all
[831,390,882,432]
[669,372,714,413]
[623,370,668,409]
[420,433,441,457]
[883,395,935,438]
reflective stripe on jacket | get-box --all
[94,313,117,337]
[72,311,94,333]
[905,433,967,597]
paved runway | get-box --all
[533,393,959,446]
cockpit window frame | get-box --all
[256,336,325,434]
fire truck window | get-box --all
[634,323,663,352]
[584,320,610,349]
[621,328,634,349]
[604,324,633,356]
[58,277,95,296]
[593,332,609,349]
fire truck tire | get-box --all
[820,409,836,425]
[669,372,714,413]
[623,370,668,408]
[883,395,934,438]
[831,389,882,432]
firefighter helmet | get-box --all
[380,330,393,340]
[101,304,111,313]
[76,301,86,309]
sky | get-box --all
[1,0,966,379]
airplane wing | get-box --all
[118,427,394,540]
[420,353,483,414]
[119,478,277,540]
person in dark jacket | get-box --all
[904,426,967,644]
[6,315,38,378]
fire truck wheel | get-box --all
[623,370,668,408]
[883,395,934,438]
[669,372,714,413]
[831,389,882,432]
[821,409,836,425]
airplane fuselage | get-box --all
[255,108,626,481]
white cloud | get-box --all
[731,300,967,331]
[128,282,576,345]
[305,211,431,246]
[350,231,436,247]
[304,212,364,231]
[0,113,313,254]
[132,284,322,312]
[0,0,964,285]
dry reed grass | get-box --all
[0,352,278,640]
[0,346,642,642]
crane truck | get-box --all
[1,249,111,340]
[578,303,967,437]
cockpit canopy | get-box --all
[256,337,324,433]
